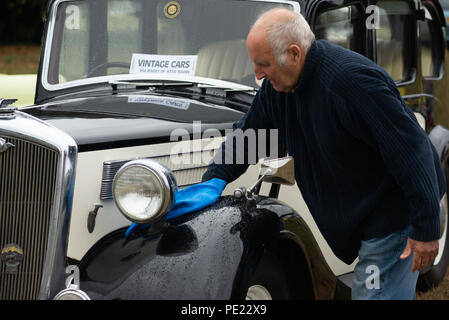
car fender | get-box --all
[74,196,334,299]
[233,197,337,300]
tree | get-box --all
[0,0,49,44]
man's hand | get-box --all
[400,238,439,272]
[125,178,227,239]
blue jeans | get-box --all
[352,225,419,300]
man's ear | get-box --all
[287,44,303,65]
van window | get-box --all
[418,6,444,78]
[314,6,363,53]
[375,1,414,82]
[419,8,433,77]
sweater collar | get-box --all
[292,39,320,94]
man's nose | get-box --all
[254,66,266,80]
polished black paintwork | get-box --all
[77,197,278,299]
[24,92,245,151]
[75,196,335,300]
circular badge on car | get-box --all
[1,243,23,274]
[164,1,181,19]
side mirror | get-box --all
[234,156,295,199]
[259,156,295,186]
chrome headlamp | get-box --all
[112,159,177,223]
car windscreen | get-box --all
[44,0,295,90]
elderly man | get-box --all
[200,8,446,300]
[126,7,445,299]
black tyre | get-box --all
[245,251,289,300]
[246,252,289,300]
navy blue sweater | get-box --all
[202,39,446,264]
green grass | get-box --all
[0,45,40,74]
[0,45,40,105]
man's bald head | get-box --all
[246,7,315,92]
[252,7,298,31]
[248,7,315,66]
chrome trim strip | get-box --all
[402,93,441,103]
[40,137,77,300]
[100,148,216,200]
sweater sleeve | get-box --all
[332,68,445,242]
[202,81,276,183]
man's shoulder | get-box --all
[316,40,382,76]
[315,41,393,92]
[316,39,369,62]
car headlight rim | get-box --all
[112,159,176,224]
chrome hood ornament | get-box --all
[0,98,18,119]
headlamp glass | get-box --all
[114,165,164,222]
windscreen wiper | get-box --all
[151,84,255,113]
[108,80,255,113]
[109,80,194,93]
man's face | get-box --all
[247,28,302,93]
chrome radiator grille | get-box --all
[100,149,217,200]
[0,136,59,300]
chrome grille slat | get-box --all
[100,149,217,200]
[0,136,59,300]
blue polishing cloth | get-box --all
[125,178,226,238]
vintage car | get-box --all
[1,0,449,300]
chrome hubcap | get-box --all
[245,285,272,300]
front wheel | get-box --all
[246,285,273,300]
[245,251,290,300]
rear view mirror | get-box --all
[259,156,295,186]
[235,156,295,199]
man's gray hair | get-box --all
[254,8,315,66]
